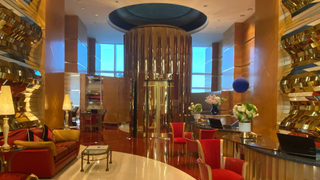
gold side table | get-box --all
[0,145,26,172]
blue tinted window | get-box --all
[101,44,114,71]
[192,75,205,87]
[192,47,206,73]
[191,89,206,93]
[100,73,114,77]
[116,73,124,77]
[191,46,212,92]
[116,45,124,71]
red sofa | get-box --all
[0,128,80,178]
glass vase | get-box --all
[210,104,220,115]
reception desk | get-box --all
[192,114,240,139]
[223,135,320,180]
[191,119,320,180]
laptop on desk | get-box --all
[277,133,320,160]
[208,118,223,129]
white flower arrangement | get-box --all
[205,95,227,106]
[232,103,259,122]
[188,102,202,114]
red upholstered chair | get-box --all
[184,132,198,163]
[197,139,248,180]
[199,129,218,139]
[81,113,98,131]
[169,123,186,156]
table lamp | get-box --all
[0,86,15,149]
[62,94,72,129]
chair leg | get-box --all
[185,150,188,164]
[172,143,174,157]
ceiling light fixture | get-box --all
[76,0,81,3]
[203,5,208,7]
[81,7,85,9]
[94,14,98,17]
[247,8,253,11]
[240,14,245,17]
[115,0,119,3]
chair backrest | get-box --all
[91,113,98,124]
[224,157,247,177]
[170,123,185,138]
[200,129,218,139]
[184,132,193,139]
[186,137,198,153]
[197,158,212,180]
[72,107,79,117]
[197,139,223,169]
[80,113,92,121]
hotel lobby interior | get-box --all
[0,0,320,179]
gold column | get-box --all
[124,25,192,136]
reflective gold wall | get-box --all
[124,25,192,136]
[278,0,320,139]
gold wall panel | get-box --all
[65,15,88,74]
[252,0,279,140]
[42,0,66,128]
[211,42,221,91]
[124,25,191,136]
[102,76,130,124]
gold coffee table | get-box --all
[80,145,112,172]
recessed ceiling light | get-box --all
[247,8,253,11]
[76,0,81,3]
[81,7,85,9]
[203,5,208,7]
[115,0,119,3]
[94,14,98,17]
[240,14,245,17]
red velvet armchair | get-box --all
[197,139,248,180]
[199,129,217,139]
[169,123,186,156]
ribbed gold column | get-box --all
[124,25,192,136]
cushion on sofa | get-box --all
[53,130,80,142]
[54,146,68,162]
[27,130,43,142]
[43,125,56,143]
[14,140,57,156]
[30,128,44,139]
[55,141,78,152]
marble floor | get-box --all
[43,145,196,180]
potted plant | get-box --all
[232,102,259,132]
[205,95,227,115]
[188,102,202,120]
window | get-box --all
[191,47,212,92]
[96,44,124,77]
